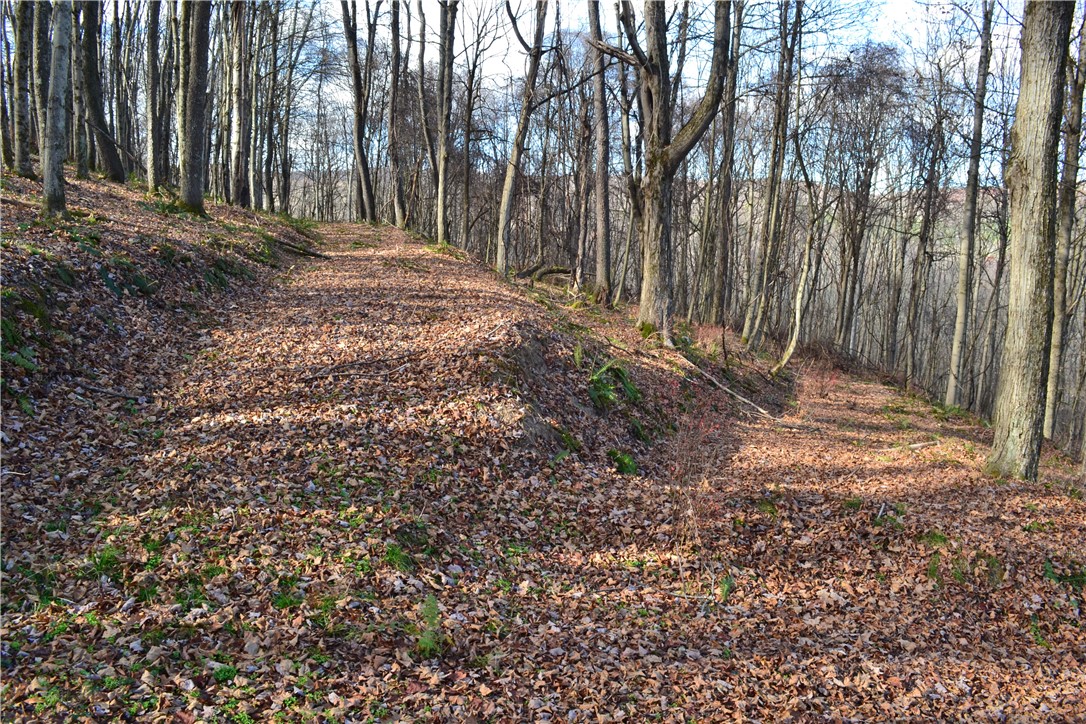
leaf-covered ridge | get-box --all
[2,184,1084,721]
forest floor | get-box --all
[2,179,1085,722]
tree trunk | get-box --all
[145,0,163,189]
[1044,22,1086,440]
[435,0,458,245]
[946,0,994,407]
[622,0,730,340]
[495,0,547,275]
[746,0,800,350]
[987,0,1073,480]
[588,0,611,303]
[81,1,124,182]
[388,0,407,227]
[711,1,743,325]
[13,0,33,177]
[42,0,71,217]
[32,0,50,156]
[416,0,437,197]
[179,0,211,213]
[341,0,377,223]
[229,0,251,207]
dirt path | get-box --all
[2,224,1083,721]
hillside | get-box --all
[2,179,1084,721]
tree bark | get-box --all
[42,0,71,217]
[617,0,730,340]
[946,0,994,407]
[588,0,611,303]
[1044,21,1086,440]
[32,0,50,156]
[341,0,377,223]
[745,0,800,350]
[146,0,164,189]
[987,0,1073,481]
[388,0,407,227]
[229,0,251,207]
[179,0,212,213]
[12,0,33,177]
[81,0,124,182]
[495,0,547,275]
[435,0,458,245]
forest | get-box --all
[1,0,1085,720]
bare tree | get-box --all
[987,0,1074,480]
[946,0,994,408]
[587,0,611,303]
[598,0,731,340]
[435,0,458,245]
[229,0,252,206]
[341,0,379,223]
[495,0,547,275]
[81,0,124,182]
[41,0,71,217]
[1044,20,1086,439]
[178,0,212,214]
[146,0,164,189]
[12,0,33,177]
[388,0,407,227]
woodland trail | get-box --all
[2,224,1084,721]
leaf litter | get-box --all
[2,183,1084,721]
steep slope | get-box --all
[1,192,1083,720]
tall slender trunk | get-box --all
[179,0,212,213]
[1044,22,1086,439]
[12,0,33,176]
[229,0,251,207]
[42,1,71,217]
[459,42,479,247]
[81,1,124,182]
[712,1,743,325]
[746,0,801,350]
[32,0,50,155]
[146,0,163,189]
[388,0,406,227]
[416,0,437,197]
[341,0,377,223]
[0,27,14,170]
[946,0,994,407]
[434,0,457,245]
[588,0,611,303]
[495,0,547,274]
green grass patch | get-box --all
[383,544,415,573]
[919,530,948,547]
[607,449,637,475]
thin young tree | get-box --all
[230,0,252,207]
[32,0,50,156]
[341,0,378,223]
[987,0,1074,480]
[587,0,611,303]
[71,2,88,179]
[388,0,407,227]
[435,0,458,246]
[41,0,71,217]
[495,0,548,275]
[946,0,994,408]
[1044,20,1086,439]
